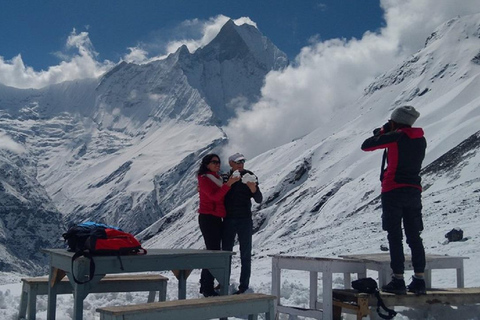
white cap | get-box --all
[228,153,246,162]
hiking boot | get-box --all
[200,285,219,298]
[233,287,248,295]
[202,288,219,297]
[381,277,407,295]
[407,276,426,295]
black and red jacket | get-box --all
[361,127,426,193]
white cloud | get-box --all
[224,0,480,158]
[0,29,114,89]
[123,47,149,64]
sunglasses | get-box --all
[209,160,221,165]
[234,159,245,164]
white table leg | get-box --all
[271,258,281,300]
[322,271,333,320]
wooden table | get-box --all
[270,255,367,320]
[42,248,234,320]
[340,253,468,288]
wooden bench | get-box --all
[332,287,480,320]
[18,274,168,320]
[96,293,277,320]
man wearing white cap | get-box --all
[222,153,263,294]
[361,106,427,296]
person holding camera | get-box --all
[361,106,427,295]
[222,153,263,295]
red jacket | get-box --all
[362,127,426,193]
[198,172,230,218]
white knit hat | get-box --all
[391,106,420,126]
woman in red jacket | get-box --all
[197,153,239,297]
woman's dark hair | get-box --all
[197,153,220,176]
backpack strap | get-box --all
[380,150,387,181]
[374,290,397,319]
[71,251,95,284]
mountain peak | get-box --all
[198,19,288,70]
[198,20,250,61]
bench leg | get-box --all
[159,280,167,301]
[27,287,38,320]
[248,314,258,320]
[147,291,156,303]
[144,279,168,302]
[267,301,276,320]
[333,304,342,320]
[18,285,28,320]
[357,296,369,319]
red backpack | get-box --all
[84,227,146,255]
[63,222,147,283]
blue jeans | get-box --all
[381,188,425,274]
[222,218,253,290]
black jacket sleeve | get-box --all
[361,131,401,151]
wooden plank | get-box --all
[97,293,276,320]
[21,275,168,298]
[24,274,168,284]
[276,305,323,319]
[98,293,275,314]
[22,274,168,295]
[50,268,66,287]
[333,288,480,308]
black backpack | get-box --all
[63,223,104,252]
[62,222,146,284]
[445,228,463,242]
[352,277,397,319]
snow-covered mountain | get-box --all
[140,13,480,289]
[1,11,480,294]
[0,20,287,274]
[1,12,480,320]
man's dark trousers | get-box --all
[381,188,426,275]
[222,217,253,291]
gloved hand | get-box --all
[382,121,392,133]
[373,122,391,136]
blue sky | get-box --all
[0,0,383,71]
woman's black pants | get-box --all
[198,214,223,292]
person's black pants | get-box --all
[222,217,253,291]
[198,214,223,291]
[381,188,425,275]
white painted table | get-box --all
[270,255,367,320]
[340,253,468,288]
[43,248,234,320]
